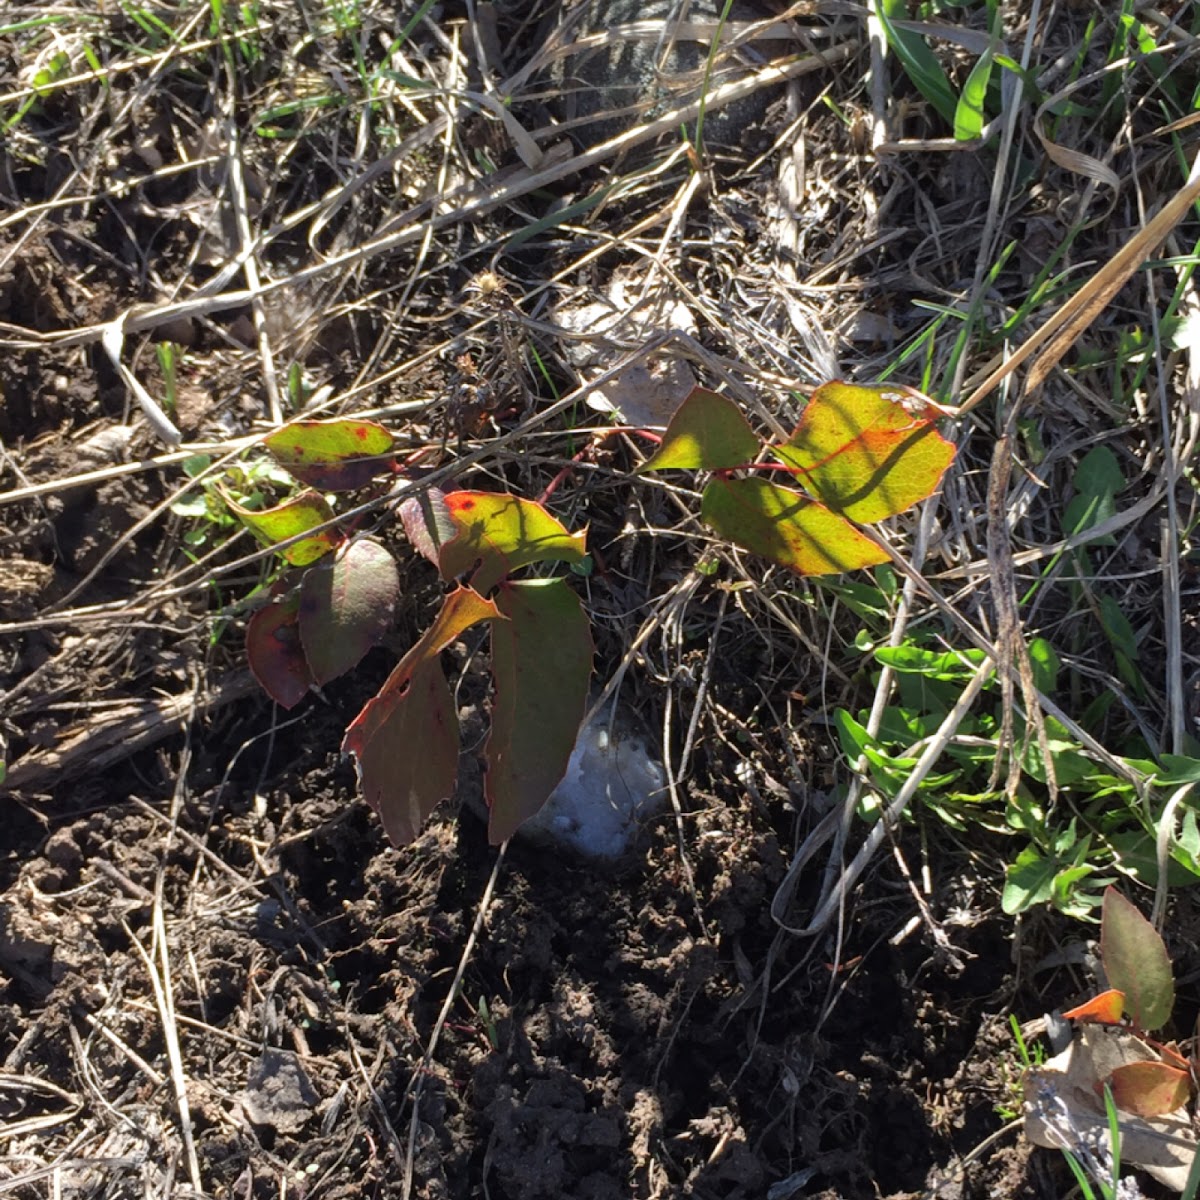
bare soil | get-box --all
[2,2,1196,1197]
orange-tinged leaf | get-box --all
[639,387,760,471]
[1102,886,1174,1032]
[222,487,341,565]
[774,381,955,521]
[1063,988,1126,1025]
[485,578,593,844]
[342,587,502,845]
[701,477,890,575]
[1108,1060,1192,1117]
[246,590,312,709]
[265,418,395,491]
[438,491,588,592]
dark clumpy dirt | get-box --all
[0,702,1085,1198]
[4,3,1189,1197]
[0,227,1110,1195]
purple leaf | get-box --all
[246,591,313,709]
[299,539,400,686]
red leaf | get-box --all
[342,587,502,845]
[1108,1060,1192,1117]
[1063,988,1126,1025]
[398,489,455,566]
[246,591,313,709]
[1157,1041,1191,1072]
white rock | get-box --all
[518,709,666,860]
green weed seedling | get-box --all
[997,1013,1044,1122]
[170,454,298,552]
[826,608,1200,920]
[874,0,1008,140]
[206,380,956,847]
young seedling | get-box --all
[223,417,592,847]
[214,378,959,848]
[240,418,406,705]
[1023,888,1199,1191]
[347,488,593,847]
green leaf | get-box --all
[1003,845,1059,913]
[773,381,955,522]
[1148,755,1200,785]
[1021,737,1095,788]
[873,645,988,679]
[221,488,341,565]
[954,44,994,140]
[1051,863,1104,919]
[1098,594,1138,661]
[246,589,313,709]
[438,492,588,592]
[1075,444,1128,494]
[1109,832,1200,888]
[264,417,396,491]
[834,708,875,759]
[1101,886,1173,1031]
[1028,637,1060,692]
[298,539,400,685]
[701,477,890,576]
[485,578,593,845]
[1064,445,1123,536]
[1173,809,1200,874]
[342,587,502,846]
[639,387,760,471]
[170,493,210,519]
[877,0,959,125]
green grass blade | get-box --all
[876,0,958,125]
[954,44,995,140]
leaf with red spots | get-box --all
[246,589,313,709]
[298,539,400,685]
[342,587,502,846]
[438,491,588,592]
[1108,1060,1193,1117]
[265,418,396,491]
[1063,988,1126,1025]
[485,578,593,844]
[222,488,342,565]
